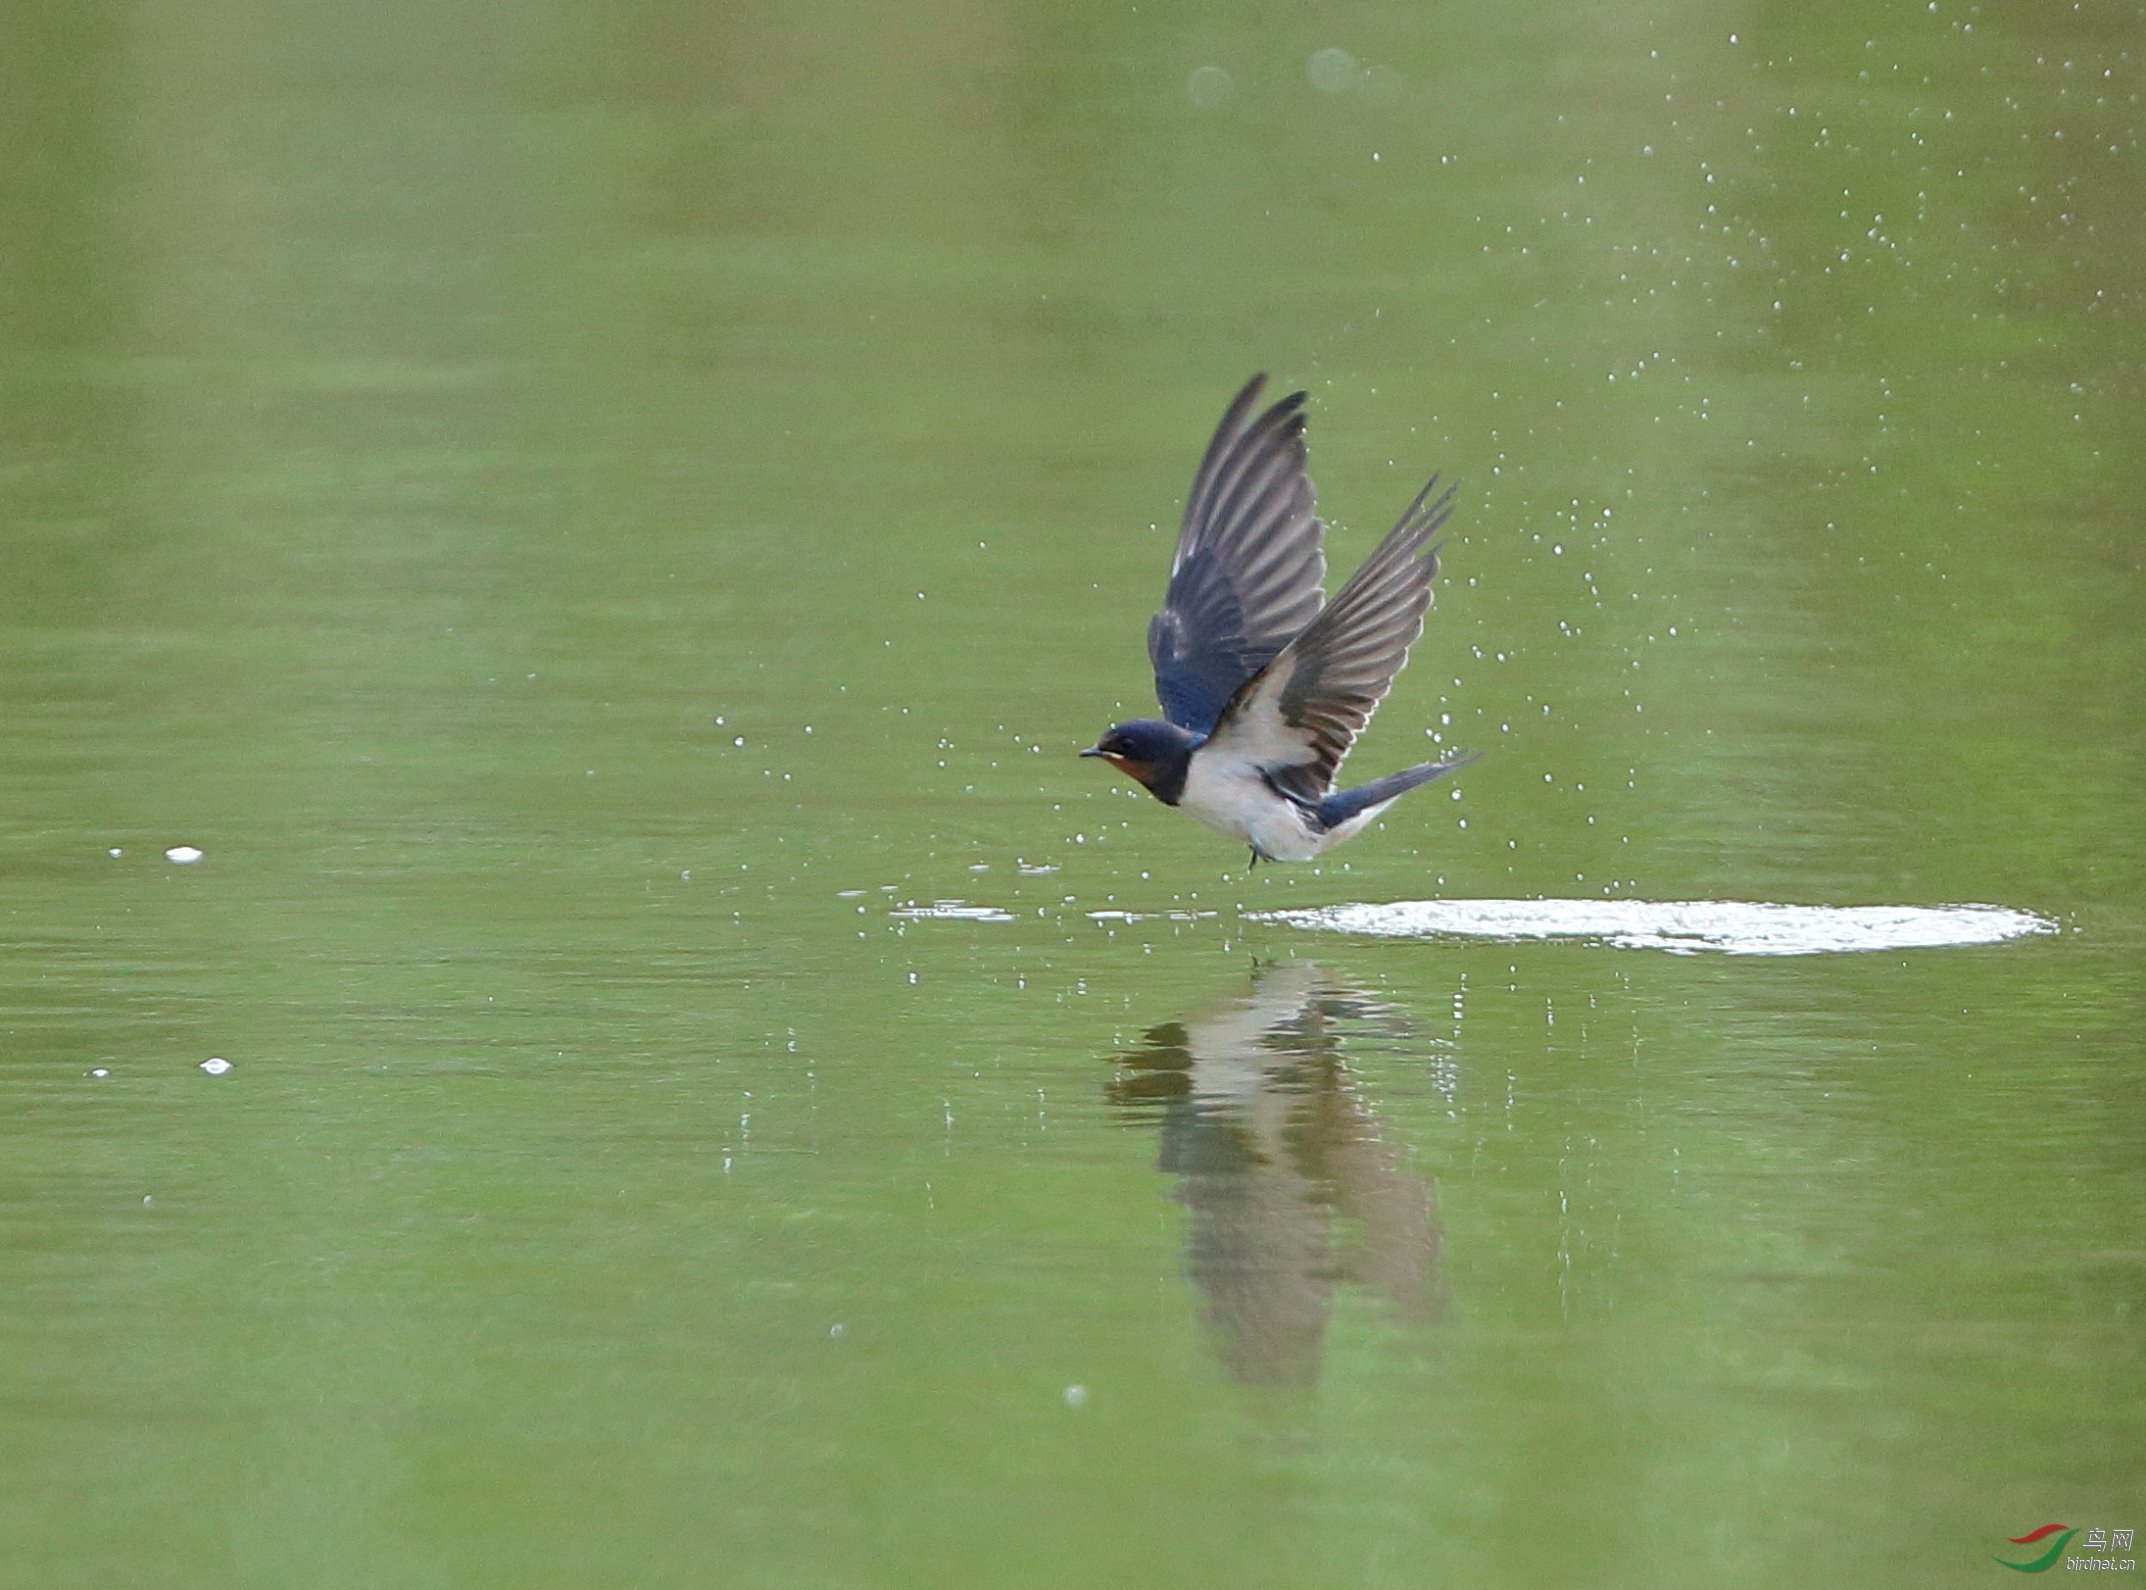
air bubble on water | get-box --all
[108,848,122,858]
[166,846,203,864]
[200,1057,232,1076]
[90,1068,109,1078]
[1063,1384,1090,1408]
[1308,46,1358,92]
[1186,64,1232,108]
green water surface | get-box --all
[3,2,2142,1586]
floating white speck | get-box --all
[1248,899,2058,956]
[829,1322,846,1340]
[1063,1384,1089,1408]
[890,901,1015,923]
[165,846,203,864]
[90,1068,110,1078]
[199,1057,233,1076]
[108,848,122,858]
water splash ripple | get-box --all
[1247,898,2058,956]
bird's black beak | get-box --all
[1079,744,1107,758]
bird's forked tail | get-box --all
[1316,750,1479,831]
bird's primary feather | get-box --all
[1202,474,1457,807]
[1146,375,1327,736]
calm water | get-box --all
[4,3,2142,1585]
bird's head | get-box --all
[1079,718,1194,799]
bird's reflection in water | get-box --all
[1104,961,1445,1387]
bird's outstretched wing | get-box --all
[1146,375,1327,735]
[1199,475,1456,804]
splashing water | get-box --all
[1247,898,2057,956]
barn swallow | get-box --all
[1082,374,1476,865]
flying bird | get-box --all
[1082,375,1476,865]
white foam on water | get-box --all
[1087,910,1218,924]
[889,900,1016,923]
[1247,898,2059,956]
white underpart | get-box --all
[1179,744,1397,861]
[1177,750,1314,859]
